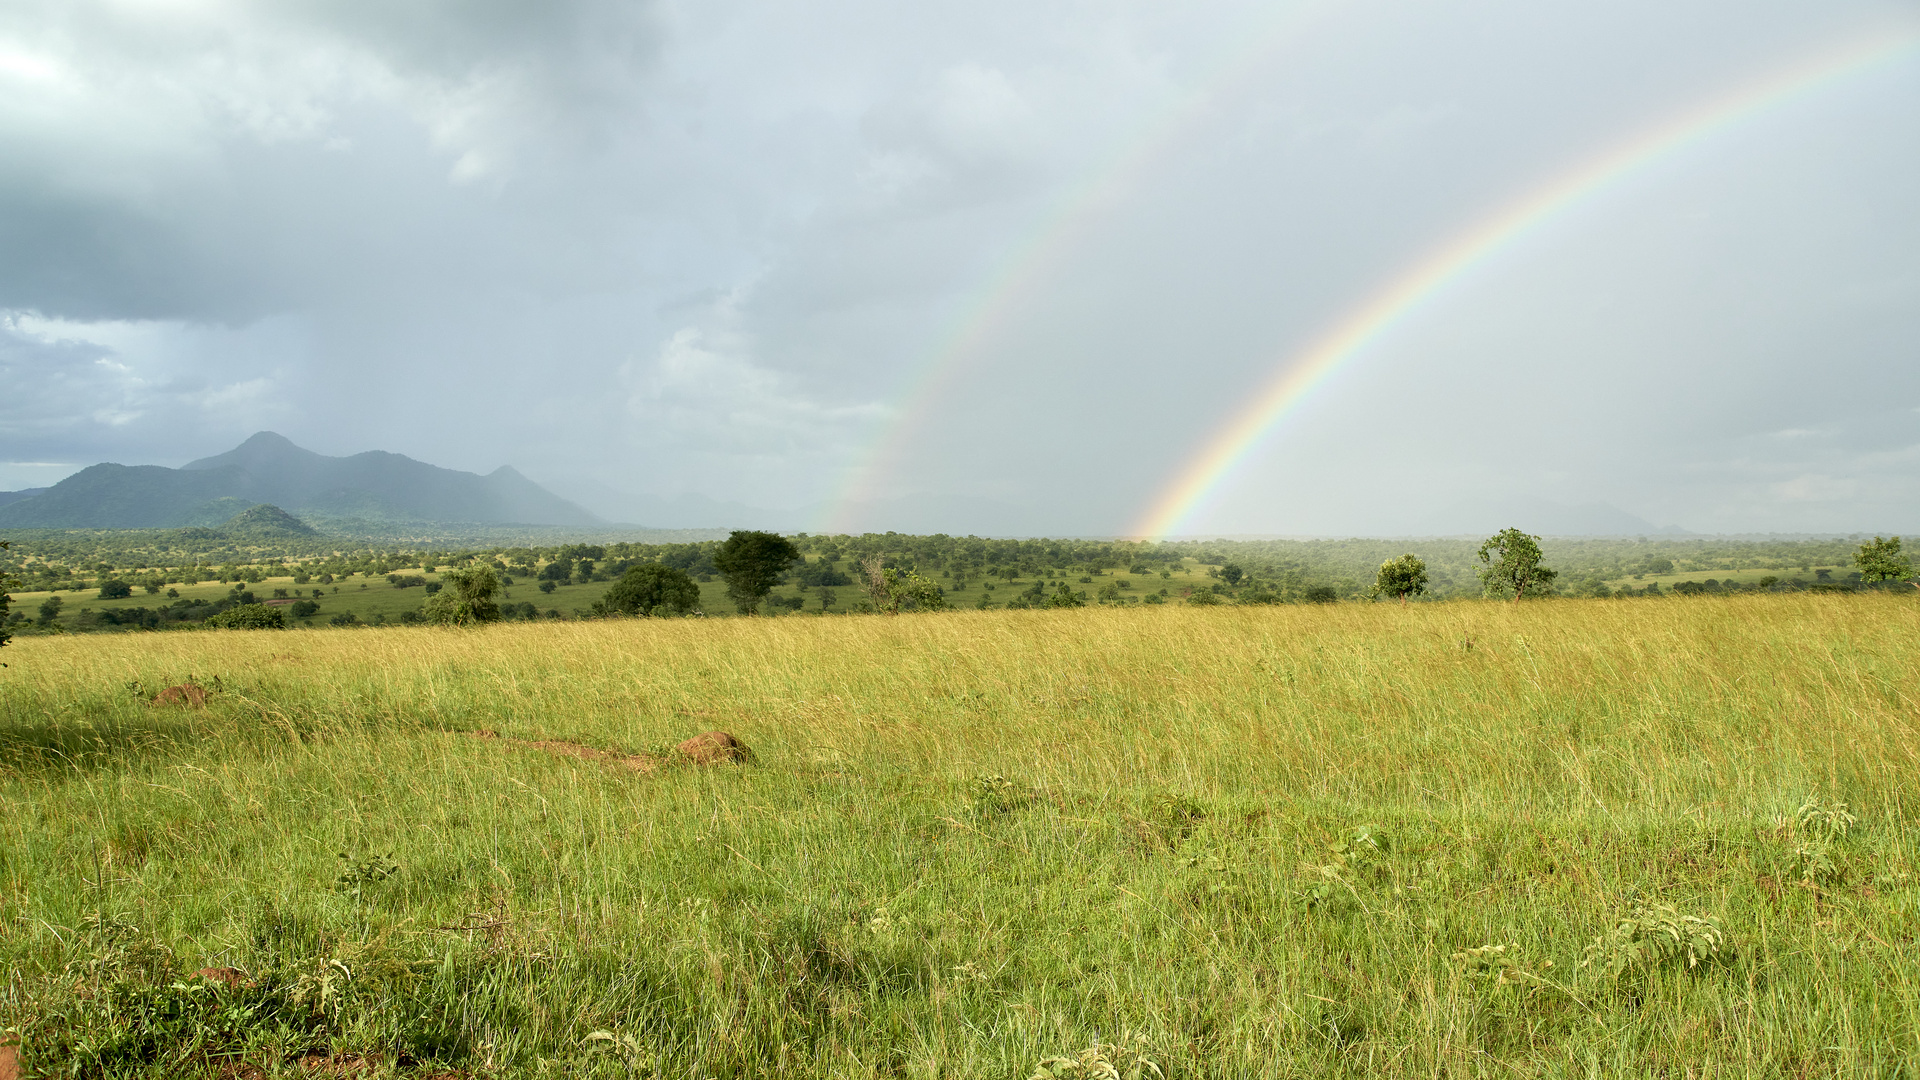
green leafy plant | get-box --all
[1450,943,1555,989]
[1796,794,1857,839]
[1031,1033,1162,1080]
[584,1029,655,1075]
[1300,826,1389,911]
[969,774,1030,819]
[1581,896,1728,981]
[334,852,399,902]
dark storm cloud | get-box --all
[0,0,1915,531]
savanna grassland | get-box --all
[2,595,1918,1077]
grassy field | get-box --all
[2,595,1917,1076]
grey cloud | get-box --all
[0,0,1914,534]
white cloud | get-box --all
[0,311,297,458]
[624,294,887,459]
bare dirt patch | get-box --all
[470,730,659,773]
[677,730,753,764]
[298,1051,380,1076]
[0,1041,19,1080]
[470,729,754,772]
[151,683,210,708]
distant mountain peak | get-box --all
[183,430,320,472]
[0,434,600,529]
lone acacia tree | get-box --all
[1855,536,1915,589]
[1373,553,1429,605]
[1477,528,1556,602]
[713,530,800,614]
[596,563,701,617]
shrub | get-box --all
[290,600,320,617]
[205,604,286,629]
[98,580,134,600]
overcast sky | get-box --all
[2,0,1916,535]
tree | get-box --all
[98,579,133,599]
[1855,536,1915,588]
[595,563,701,617]
[1219,563,1245,587]
[713,531,800,614]
[422,565,502,625]
[37,595,63,626]
[1477,528,1557,601]
[1372,554,1428,605]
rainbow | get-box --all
[819,0,1339,533]
[1130,31,1920,539]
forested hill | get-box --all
[0,432,598,529]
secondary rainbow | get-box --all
[819,1,1338,534]
[1131,31,1919,539]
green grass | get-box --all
[2,596,1918,1076]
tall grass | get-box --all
[2,595,1917,1076]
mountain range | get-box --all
[0,432,599,529]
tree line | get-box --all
[2,529,1913,638]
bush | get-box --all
[98,580,134,600]
[205,604,286,629]
[290,600,320,617]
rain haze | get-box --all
[2,0,1916,536]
